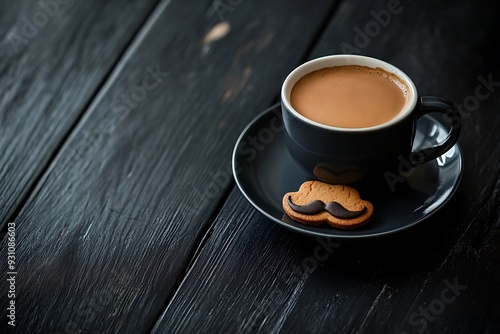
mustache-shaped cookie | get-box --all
[287,196,367,219]
[282,181,374,229]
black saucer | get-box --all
[232,104,463,239]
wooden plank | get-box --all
[152,0,500,332]
[0,0,160,228]
[0,0,338,332]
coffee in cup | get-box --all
[290,65,410,128]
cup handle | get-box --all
[409,96,462,166]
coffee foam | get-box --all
[372,66,410,102]
[294,65,409,100]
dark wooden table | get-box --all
[1,0,499,333]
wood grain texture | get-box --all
[153,0,500,333]
[0,0,338,333]
[0,0,160,228]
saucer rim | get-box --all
[232,105,463,239]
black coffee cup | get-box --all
[281,55,461,184]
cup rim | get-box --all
[281,54,418,132]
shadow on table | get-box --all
[282,187,465,279]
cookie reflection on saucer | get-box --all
[313,163,364,184]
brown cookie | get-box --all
[282,181,374,229]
